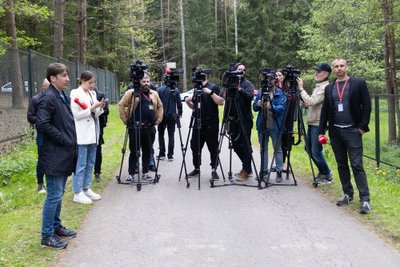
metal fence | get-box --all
[0,45,119,146]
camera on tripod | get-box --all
[129,60,148,81]
[191,67,212,84]
[164,62,182,89]
[221,63,243,89]
[259,68,276,94]
[283,64,301,94]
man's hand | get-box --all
[359,129,365,135]
[297,78,304,92]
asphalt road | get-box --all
[58,105,400,267]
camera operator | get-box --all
[253,71,286,182]
[157,71,183,161]
[185,68,224,179]
[118,73,163,182]
[297,63,333,183]
[318,58,371,214]
[230,63,255,181]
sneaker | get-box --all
[73,191,92,204]
[94,173,101,182]
[316,171,333,181]
[84,188,101,200]
[359,201,371,214]
[142,172,154,182]
[336,194,353,206]
[157,154,166,160]
[37,184,46,194]
[41,234,68,249]
[211,170,219,181]
[276,171,283,183]
[126,175,134,182]
[188,169,200,177]
[236,170,250,181]
[149,165,157,172]
[55,226,77,238]
[167,156,174,162]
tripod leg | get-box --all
[116,127,129,183]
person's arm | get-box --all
[153,91,164,125]
[203,86,224,106]
[253,91,262,112]
[272,92,287,115]
[185,96,194,110]
[175,89,183,116]
[238,80,254,100]
[298,79,325,106]
[118,90,133,125]
[318,85,330,135]
[27,96,38,124]
[358,79,371,133]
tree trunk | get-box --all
[234,0,238,55]
[53,0,64,58]
[382,0,397,143]
[160,0,166,63]
[74,0,87,64]
[5,0,23,109]
[167,0,170,60]
[178,0,187,91]
[98,0,105,68]
[224,0,228,46]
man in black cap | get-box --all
[297,63,333,183]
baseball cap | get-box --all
[313,63,331,73]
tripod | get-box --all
[179,82,207,190]
[115,83,160,191]
[210,88,262,189]
[154,82,190,188]
[265,85,315,186]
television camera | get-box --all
[259,68,276,94]
[282,64,301,94]
[221,63,243,89]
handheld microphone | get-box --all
[318,135,328,145]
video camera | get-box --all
[283,64,301,94]
[129,60,148,81]
[191,67,212,84]
[221,63,243,89]
[259,67,276,94]
[164,62,182,89]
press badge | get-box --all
[338,103,343,112]
[149,104,154,110]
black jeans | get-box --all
[190,125,219,169]
[231,119,253,173]
[158,117,176,157]
[330,127,370,201]
[128,127,156,175]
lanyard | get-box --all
[141,92,152,103]
[336,78,349,102]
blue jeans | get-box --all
[258,129,283,174]
[306,126,330,175]
[36,133,44,185]
[72,144,97,193]
[42,175,67,238]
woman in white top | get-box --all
[70,71,105,204]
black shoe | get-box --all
[359,201,371,214]
[41,234,68,249]
[336,194,353,206]
[55,226,77,238]
[157,154,166,160]
[188,169,200,177]
[149,165,157,172]
[167,156,174,162]
[211,170,219,180]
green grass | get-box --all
[0,105,125,266]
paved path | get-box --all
[59,106,400,267]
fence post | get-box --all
[375,95,380,167]
[27,49,33,99]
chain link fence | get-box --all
[0,45,119,149]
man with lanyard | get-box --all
[185,68,225,180]
[119,74,163,182]
[318,58,372,214]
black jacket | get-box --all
[95,90,109,129]
[318,77,371,135]
[36,86,77,176]
[157,85,183,118]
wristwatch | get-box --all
[209,90,214,96]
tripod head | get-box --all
[164,62,183,91]
[259,67,277,100]
[282,64,301,96]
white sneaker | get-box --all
[142,173,154,182]
[126,175,134,182]
[73,192,92,204]
[84,188,101,200]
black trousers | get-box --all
[231,119,253,173]
[94,127,104,174]
[190,125,219,170]
[330,127,370,202]
[158,117,176,158]
[128,127,156,175]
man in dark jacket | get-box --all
[318,58,372,214]
[27,78,50,193]
[93,89,109,181]
[157,76,183,161]
[36,63,78,249]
